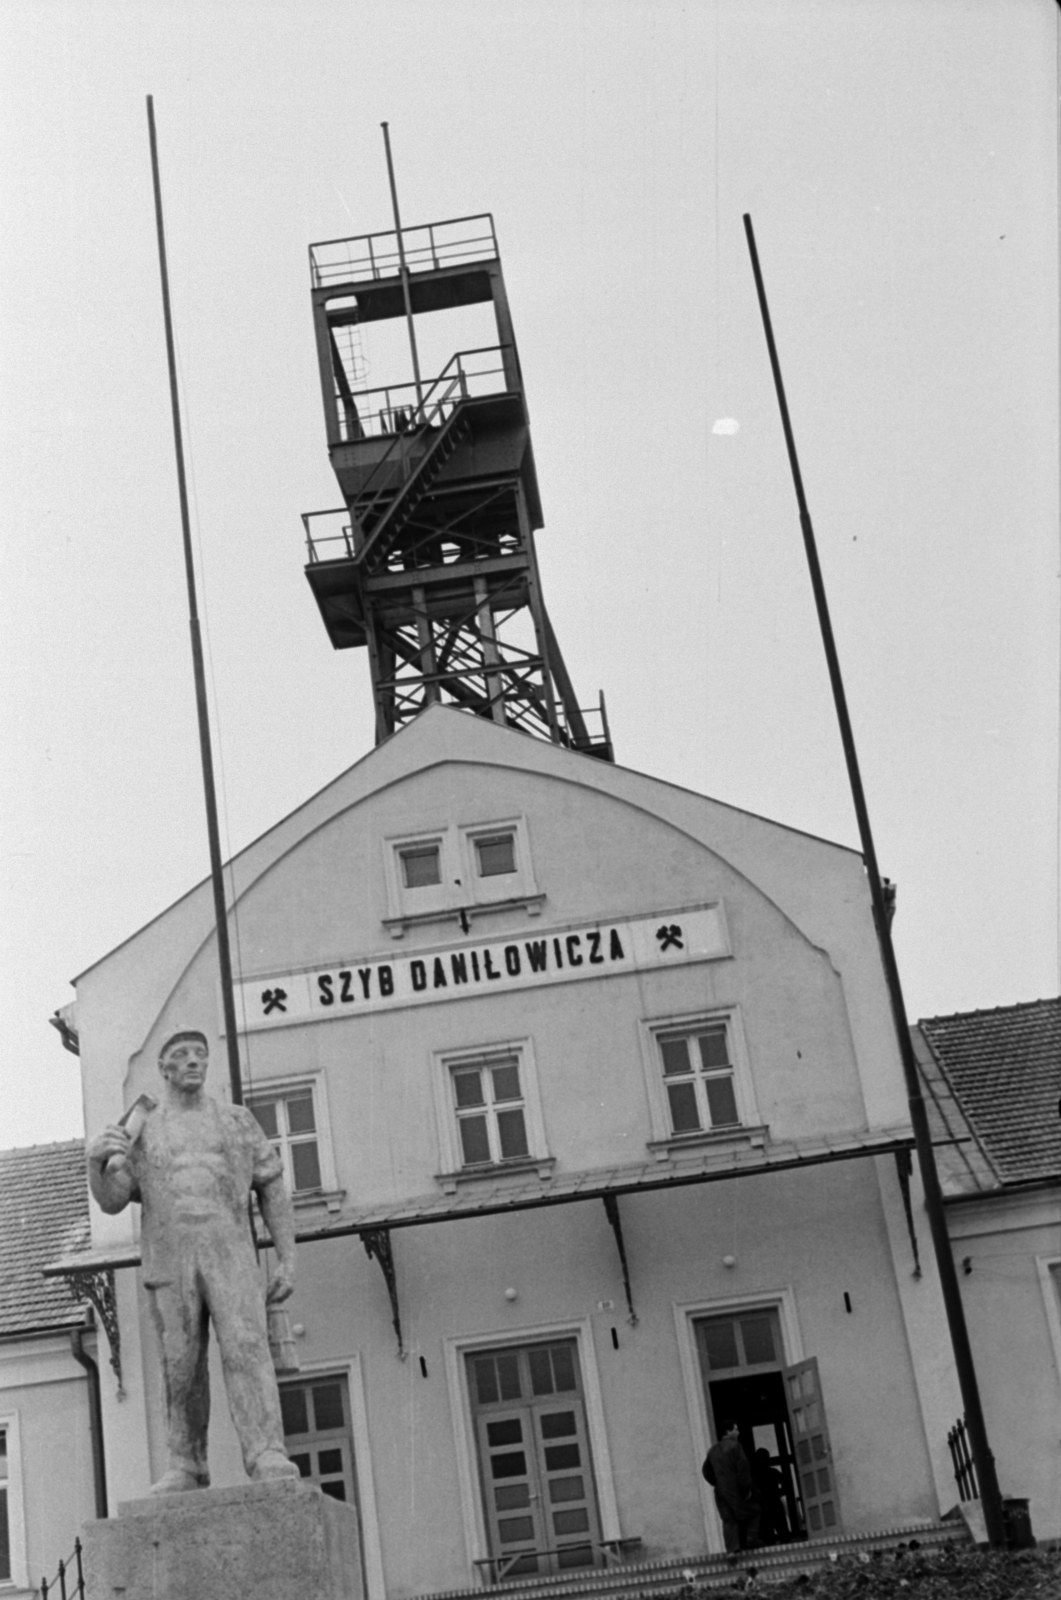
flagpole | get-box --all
[146,95,244,1108]
[742,212,1005,1548]
[381,121,424,409]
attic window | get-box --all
[400,844,442,889]
[474,833,516,878]
[383,818,543,936]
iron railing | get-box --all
[310,213,498,289]
[948,1416,979,1502]
[40,1539,85,1600]
[334,344,510,443]
[302,507,356,564]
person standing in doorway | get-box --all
[702,1419,761,1553]
[752,1447,791,1543]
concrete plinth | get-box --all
[83,1479,364,1600]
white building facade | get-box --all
[59,707,969,1597]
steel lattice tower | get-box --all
[302,212,611,760]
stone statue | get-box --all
[88,1027,301,1495]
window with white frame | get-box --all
[659,1023,740,1133]
[0,1414,23,1589]
[433,1041,550,1182]
[0,1426,9,1583]
[247,1082,334,1198]
[640,1010,759,1150]
[383,819,540,932]
[453,1054,529,1166]
[398,840,443,889]
[459,819,537,907]
[472,830,516,880]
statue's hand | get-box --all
[88,1126,132,1170]
[266,1262,295,1305]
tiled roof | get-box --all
[0,1140,90,1338]
[917,998,1060,1188]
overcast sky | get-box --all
[1,0,1057,1148]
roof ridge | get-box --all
[919,996,1060,1027]
[0,1137,85,1160]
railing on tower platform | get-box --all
[303,345,516,569]
[559,692,614,762]
[309,213,498,288]
[330,344,512,445]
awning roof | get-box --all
[44,1124,913,1278]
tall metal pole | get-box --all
[742,213,1006,1548]
[146,96,244,1109]
[381,121,424,409]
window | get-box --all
[245,1078,340,1204]
[639,1009,760,1152]
[400,843,442,888]
[432,1040,551,1185]
[658,1024,739,1134]
[0,1428,8,1583]
[249,1088,322,1192]
[697,1311,780,1373]
[0,1414,23,1589]
[383,818,541,935]
[474,832,516,879]
[460,820,537,908]
[453,1055,530,1166]
[281,1375,358,1504]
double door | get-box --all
[468,1340,602,1578]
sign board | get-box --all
[234,904,728,1033]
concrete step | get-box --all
[415,1519,971,1600]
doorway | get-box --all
[466,1339,603,1579]
[695,1309,841,1541]
[280,1372,358,1505]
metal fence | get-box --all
[40,1539,85,1600]
[947,1416,979,1502]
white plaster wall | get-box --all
[0,1337,98,1594]
[946,1193,1061,1541]
[274,1160,937,1599]
[69,708,924,1564]
[103,757,886,1201]
[95,1269,152,1505]
[73,707,907,1171]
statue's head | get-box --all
[158,1028,209,1093]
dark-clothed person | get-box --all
[752,1448,791,1544]
[702,1420,761,1552]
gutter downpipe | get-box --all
[71,1325,108,1519]
[743,213,1006,1548]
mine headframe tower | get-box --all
[302,211,612,759]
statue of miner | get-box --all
[88,1027,300,1494]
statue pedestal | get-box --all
[83,1479,364,1600]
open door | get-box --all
[783,1358,840,1537]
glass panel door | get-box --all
[467,1340,602,1578]
[783,1357,840,1536]
[280,1374,358,1506]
